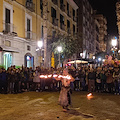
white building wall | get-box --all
[0,34,39,69]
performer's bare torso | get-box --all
[61,78,71,87]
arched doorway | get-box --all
[3,52,12,70]
[24,53,34,68]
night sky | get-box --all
[88,0,118,36]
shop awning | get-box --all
[68,60,88,64]
[0,45,20,53]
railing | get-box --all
[52,18,58,26]
[67,28,71,34]
[52,0,58,5]
[26,1,35,12]
[60,4,65,12]
[67,11,71,18]
[25,31,36,40]
[60,23,65,30]
[2,21,17,36]
[73,16,77,22]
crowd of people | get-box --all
[0,65,120,95]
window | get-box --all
[27,45,31,51]
[73,9,75,17]
[40,0,43,9]
[51,7,56,18]
[25,13,32,39]
[73,24,75,34]
[67,20,70,28]
[27,18,31,39]
[41,25,44,38]
[60,0,63,4]
[26,0,33,2]
[27,19,30,31]
[60,14,64,29]
[5,40,11,47]
[3,2,13,33]
[67,2,69,13]
[52,31,56,38]
[5,8,10,32]
[60,14,64,24]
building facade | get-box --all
[0,0,78,69]
[74,0,95,60]
[94,17,100,54]
[42,0,78,67]
[94,14,107,52]
[116,0,120,48]
[74,0,107,61]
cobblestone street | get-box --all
[0,92,120,120]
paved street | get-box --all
[0,91,120,120]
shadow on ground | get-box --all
[67,109,94,118]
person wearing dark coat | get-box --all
[1,69,7,94]
[0,68,2,93]
[88,68,96,92]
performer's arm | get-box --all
[54,74,62,81]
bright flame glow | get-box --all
[87,93,93,100]
[87,93,92,97]
[39,74,72,80]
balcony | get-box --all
[73,16,77,22]
[52,18,58,26]
[52,0,58,5]
[67,11,71,18]
[67,28,71,34]
[60,4,65,12]
[25,31,36,40]
[26,1,35,12]
[2,21,17,36]
[60,23,65,30]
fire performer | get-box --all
[55,68,75,112]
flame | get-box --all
[48,75,52,78]
[87,93,92,97]
[39,74,71,80]
[87,93,93,100]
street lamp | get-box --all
[111,38,117,58]
[93,56,95,60]
[98,57,101,62]
[98,57,102,66]
[111,38,117,47]
[38,41,43,67]
[57,46,62,68]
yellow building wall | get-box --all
[0,0,77,40]
[13,3,25,38]
[0,0,3,32]
[47,0,77,36]
[1,0,42,40]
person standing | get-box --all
[55,68,74,112]
[113,67,119,95]
[0,68,2,93]
[106,69,113,93]
[88,68,96,92]
[1,69,7,94]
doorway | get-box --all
[4,52,12,70]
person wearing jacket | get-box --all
[1,68,7,94]
[88,68,96,92]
